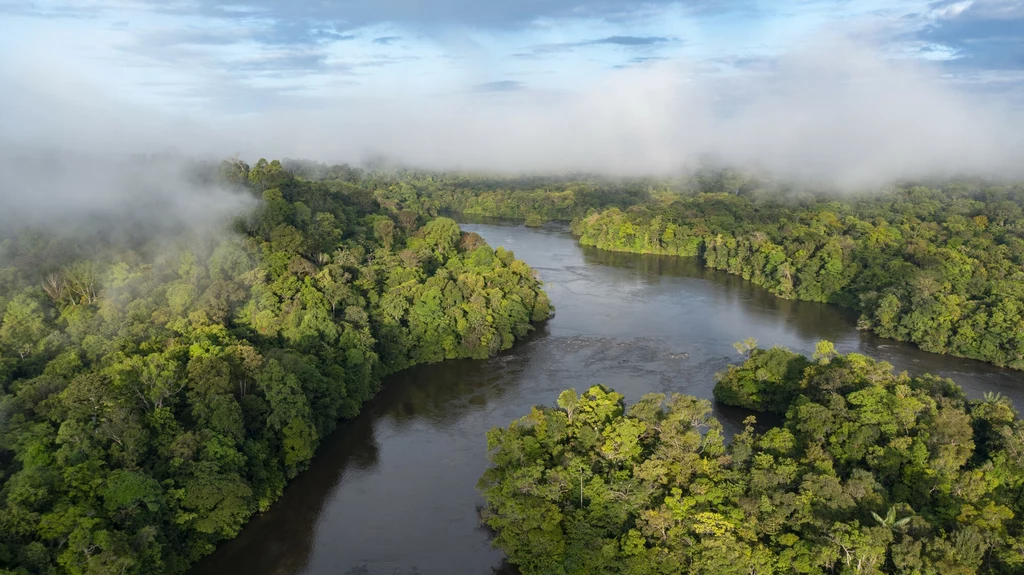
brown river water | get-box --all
[192,218,1023,575]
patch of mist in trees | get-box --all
[0,149,254,247]
[0,149,257,308]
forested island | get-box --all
[0,158,551,574]
[480,343,1024,574]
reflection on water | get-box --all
[192,220,1023,575]
[579,245,861,343]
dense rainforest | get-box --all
[0,158,551,575]
[359,168,657,222]
[363,169,1024,370]
[479,343,1024,575]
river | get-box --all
[192,219,1024,575]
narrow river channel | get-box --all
[192,219,1023,575]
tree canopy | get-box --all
[0,159,551,575]
[480,344,1024,574]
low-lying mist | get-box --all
[255,42,1021,187]
[0,151,254,235]
[1,36,1022,201]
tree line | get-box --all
[0,158,551,575]
[368,169,658,222]
[361,167,1023,369]
[480,341,1024,574]
[571,186,1024,369]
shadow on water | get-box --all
[191,324,550,575]
[189,405,382,575]
[376,323,551,430]
[578,246,862,344]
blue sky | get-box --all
[2,0,1022,113]
[0,0,1022,180]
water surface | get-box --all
[193,220,1023,575]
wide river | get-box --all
[193,220,1023,575]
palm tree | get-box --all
[872,507,911,529]
[984,391,1005,404]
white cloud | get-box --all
[4,31,1022,189]
[929,1,975,20]
[1,2,1022,192]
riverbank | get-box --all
[571,202,1024,371]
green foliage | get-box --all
[713,344,809,413]
[367,169,1024,369]
[571,184,1024,369]
[482,347,1024,575]
[0,160,552,574]
[0,291,48,360]
[368,170,656,223]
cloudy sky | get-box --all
[1,0,1022,179]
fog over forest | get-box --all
[2,35,1023,196]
